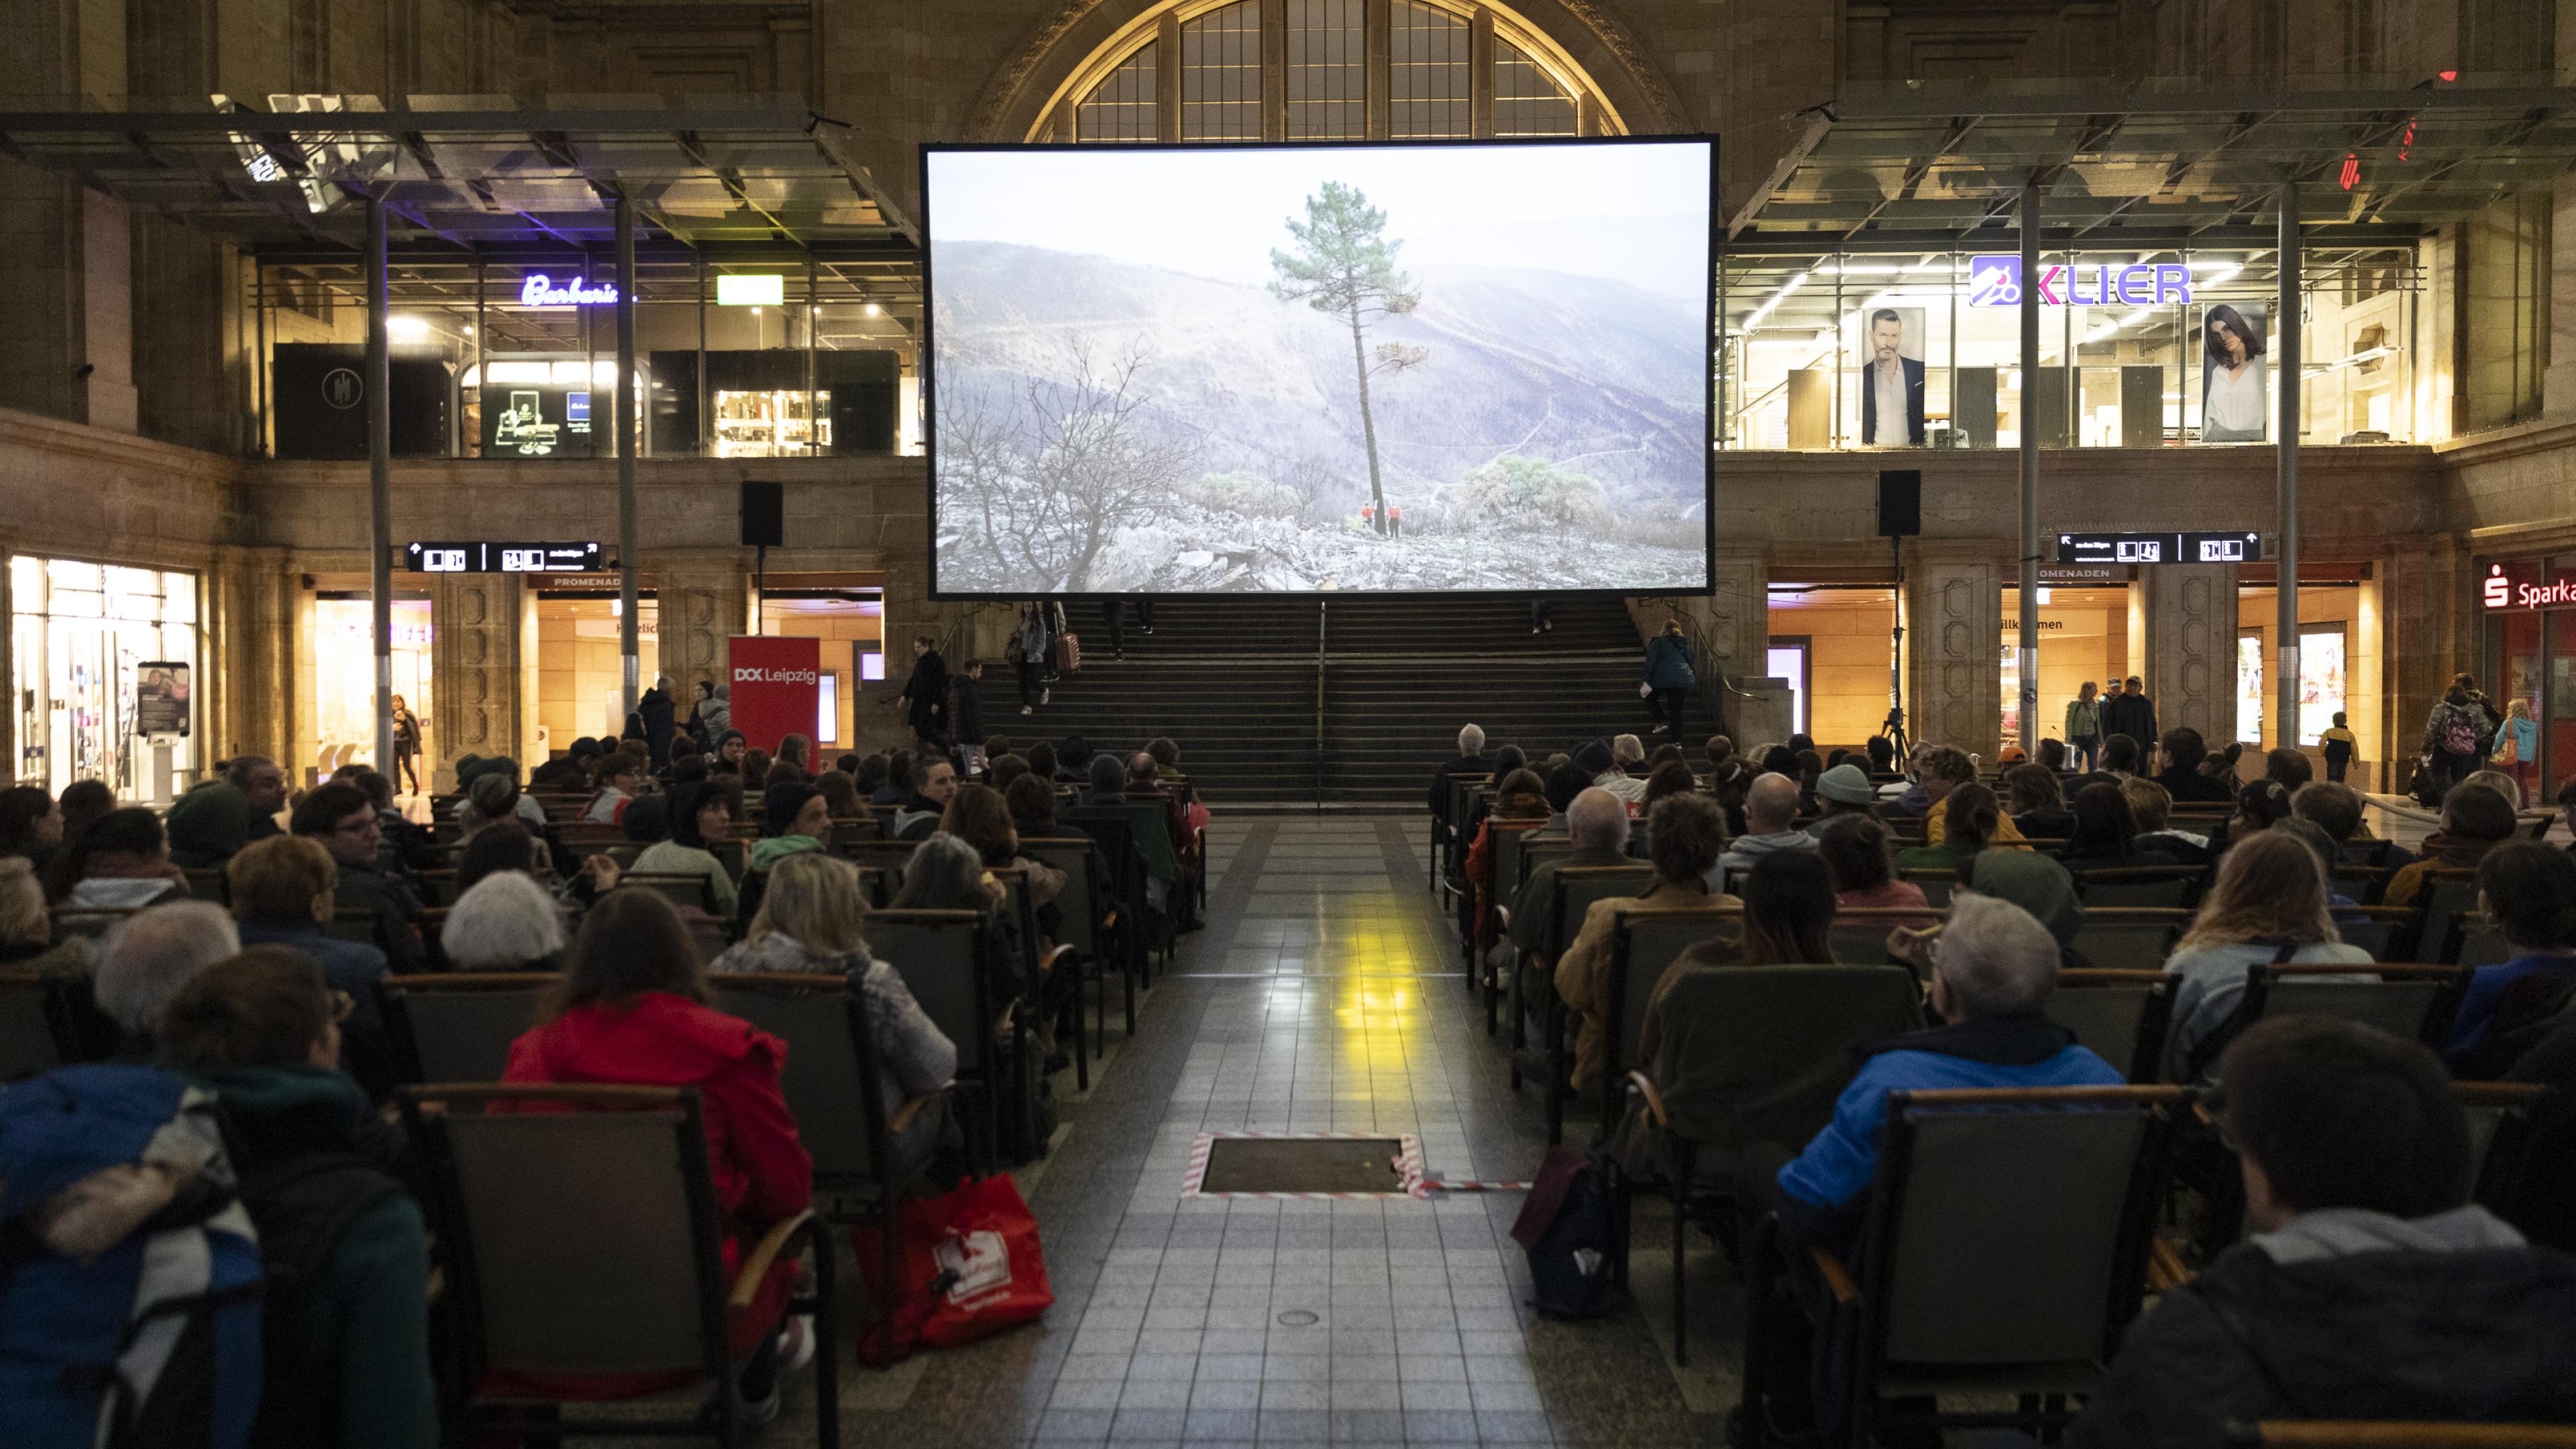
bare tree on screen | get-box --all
[941,385,1024,582]
[1018,340,1195,590]
[1269,182,1428,535]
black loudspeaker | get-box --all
[1877,469,1923,538]
[740,480,784,547]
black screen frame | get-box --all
[918,132,1720,602]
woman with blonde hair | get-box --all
[708,851,957,1115]
[2161,830,2374,1080]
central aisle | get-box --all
[824,817,1725,1449]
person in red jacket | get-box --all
[498,888,815,1421]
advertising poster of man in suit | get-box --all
[1858,307,1927,446]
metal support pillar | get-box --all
[2017,177,2042,754]
[2275,179,2302,754]
[366,196,394,777]
[616,195,641,720]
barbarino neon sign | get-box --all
[519,274,619,307]
[1968,256,2192,309]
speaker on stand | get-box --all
[1878,470,1922,763]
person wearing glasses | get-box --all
[154,946,436,1449]
[290,781,427,975]
[224,834,398,1097]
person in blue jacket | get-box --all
[2447,841,2576,1073]
[1774,890,2127,1248]
[1642,619,1697,743]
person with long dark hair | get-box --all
[500,888,816,1415]
[2201,302,2268,441]
[389,693,423,794]
[2061,782,2177,875]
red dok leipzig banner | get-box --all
[726,635,821,753]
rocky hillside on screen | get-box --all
[930,241,1705,594]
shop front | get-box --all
[756,579,886,752]
[2480,554,2576,804]
[11,556,202,803]
[536,584,659,757]
[303,584,435,789]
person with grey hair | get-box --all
[1772,892,2123,1248]
[1712,772,1815,893]
[93,900,241,1044]
[1507,787,1633,969]
[439,870,568,971]
[1428,724,1491,832]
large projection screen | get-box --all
[923,137,1715,597]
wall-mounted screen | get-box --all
[923,137,1715,596]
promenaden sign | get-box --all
[1968,256,2193,309]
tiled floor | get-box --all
[792,816,1723,1448]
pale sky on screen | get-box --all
[925,140,1711,298]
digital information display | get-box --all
[402,541,607,574]
[2057,531,2263,566]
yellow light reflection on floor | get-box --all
[1332,976,1419,1079]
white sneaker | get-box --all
[1041,688,1051,704]
[779,1316,816,1375]
[1022,705,1034,716]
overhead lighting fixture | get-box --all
[387,315,430,341]
[1741,270,1810,332]
[716,274,786,307]
[862,301,883,317]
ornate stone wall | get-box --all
[2139,562,2237,754]
[1905,542,2004,761]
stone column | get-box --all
[2139,561,2238,751]
[428,574,525,792]
[1647,546,1768,739]
[2381,537,2472,776]
[2546,171,2576,418]
[211,548,295,767]
[654,558,745,698]
[1904,542,2004,761]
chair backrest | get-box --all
[2332,906,2414,962]
[841,840,920,880]
[616,872,712,913]
[1445,774,1493,835]
[2245,964,2467,1049]
[1548,865,1656,961]
[50,906,140,942]
[862,909,995,1077]
[2045,970,2174,1083]
[711,972,893,1185]
[2069,909,2188,973]
[401,1084,729,1382]
[1649,963,1924,1155]
[2224,1421,2576,1448]
[1866,1087,2181,1368]
[1491,820,1542,906]
[1517,836,1574,892]
[2078,867,2197,910]
[2449,916,2513,971]
[2414,871,2483,963]
[1018,838,1102,956]
[1606,908,1740,1086]
[325,908,380,945]
[985,865,1043,1002]
[1897,867,1955,907]
[378,974,555,1084]
[183,867,227,904]
[0,979,68,1081]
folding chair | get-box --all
[1826,907,1943,973]
[2077,866,2201,909]
[1439,773,1493,903]
[1624,963,1923,1364]
[2184,963,2469,1083]
[2447,916,2513,971]
[2047,969,2176,1083]
[1744,1085,2186,1448]
[2402,870,2483,963]
[621,871,717,914]
[183,867,227,904]
[397,1083,839,1449]
[711,972,947,1354]
[2332,905,2415,963]
[50,905,142,941]
[1020,836,1128,1044]
[989,863,1083,1090]
[378,973,556,1084]
[0,977,85,1081]
[865,908,1014,1170]
[2069,908,2188,973]
[1597,906,1742,1132]
[1519,863,1652,1130]
[1896,868,1955,908]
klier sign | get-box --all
[1968,256,2193,309]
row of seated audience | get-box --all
[1436,716,2576,1440]
[0,719,1205,1440]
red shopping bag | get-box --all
[851,1174,1054,1364]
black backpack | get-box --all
[1511,1145,1624,1320]
[229,1152,407,1448]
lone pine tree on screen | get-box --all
[1268,182,1429,537]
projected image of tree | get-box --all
[1269,182,1426,536]
[926,141,1711,595]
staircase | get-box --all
[991,597,1666,808]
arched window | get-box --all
[1041,0,1615,144]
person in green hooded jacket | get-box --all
[155,945,435,1449]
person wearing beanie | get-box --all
[751,783,829,871]
[1803,763,1880,838]
[531,738,600,791]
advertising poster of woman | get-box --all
[2200,302,2269,442]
